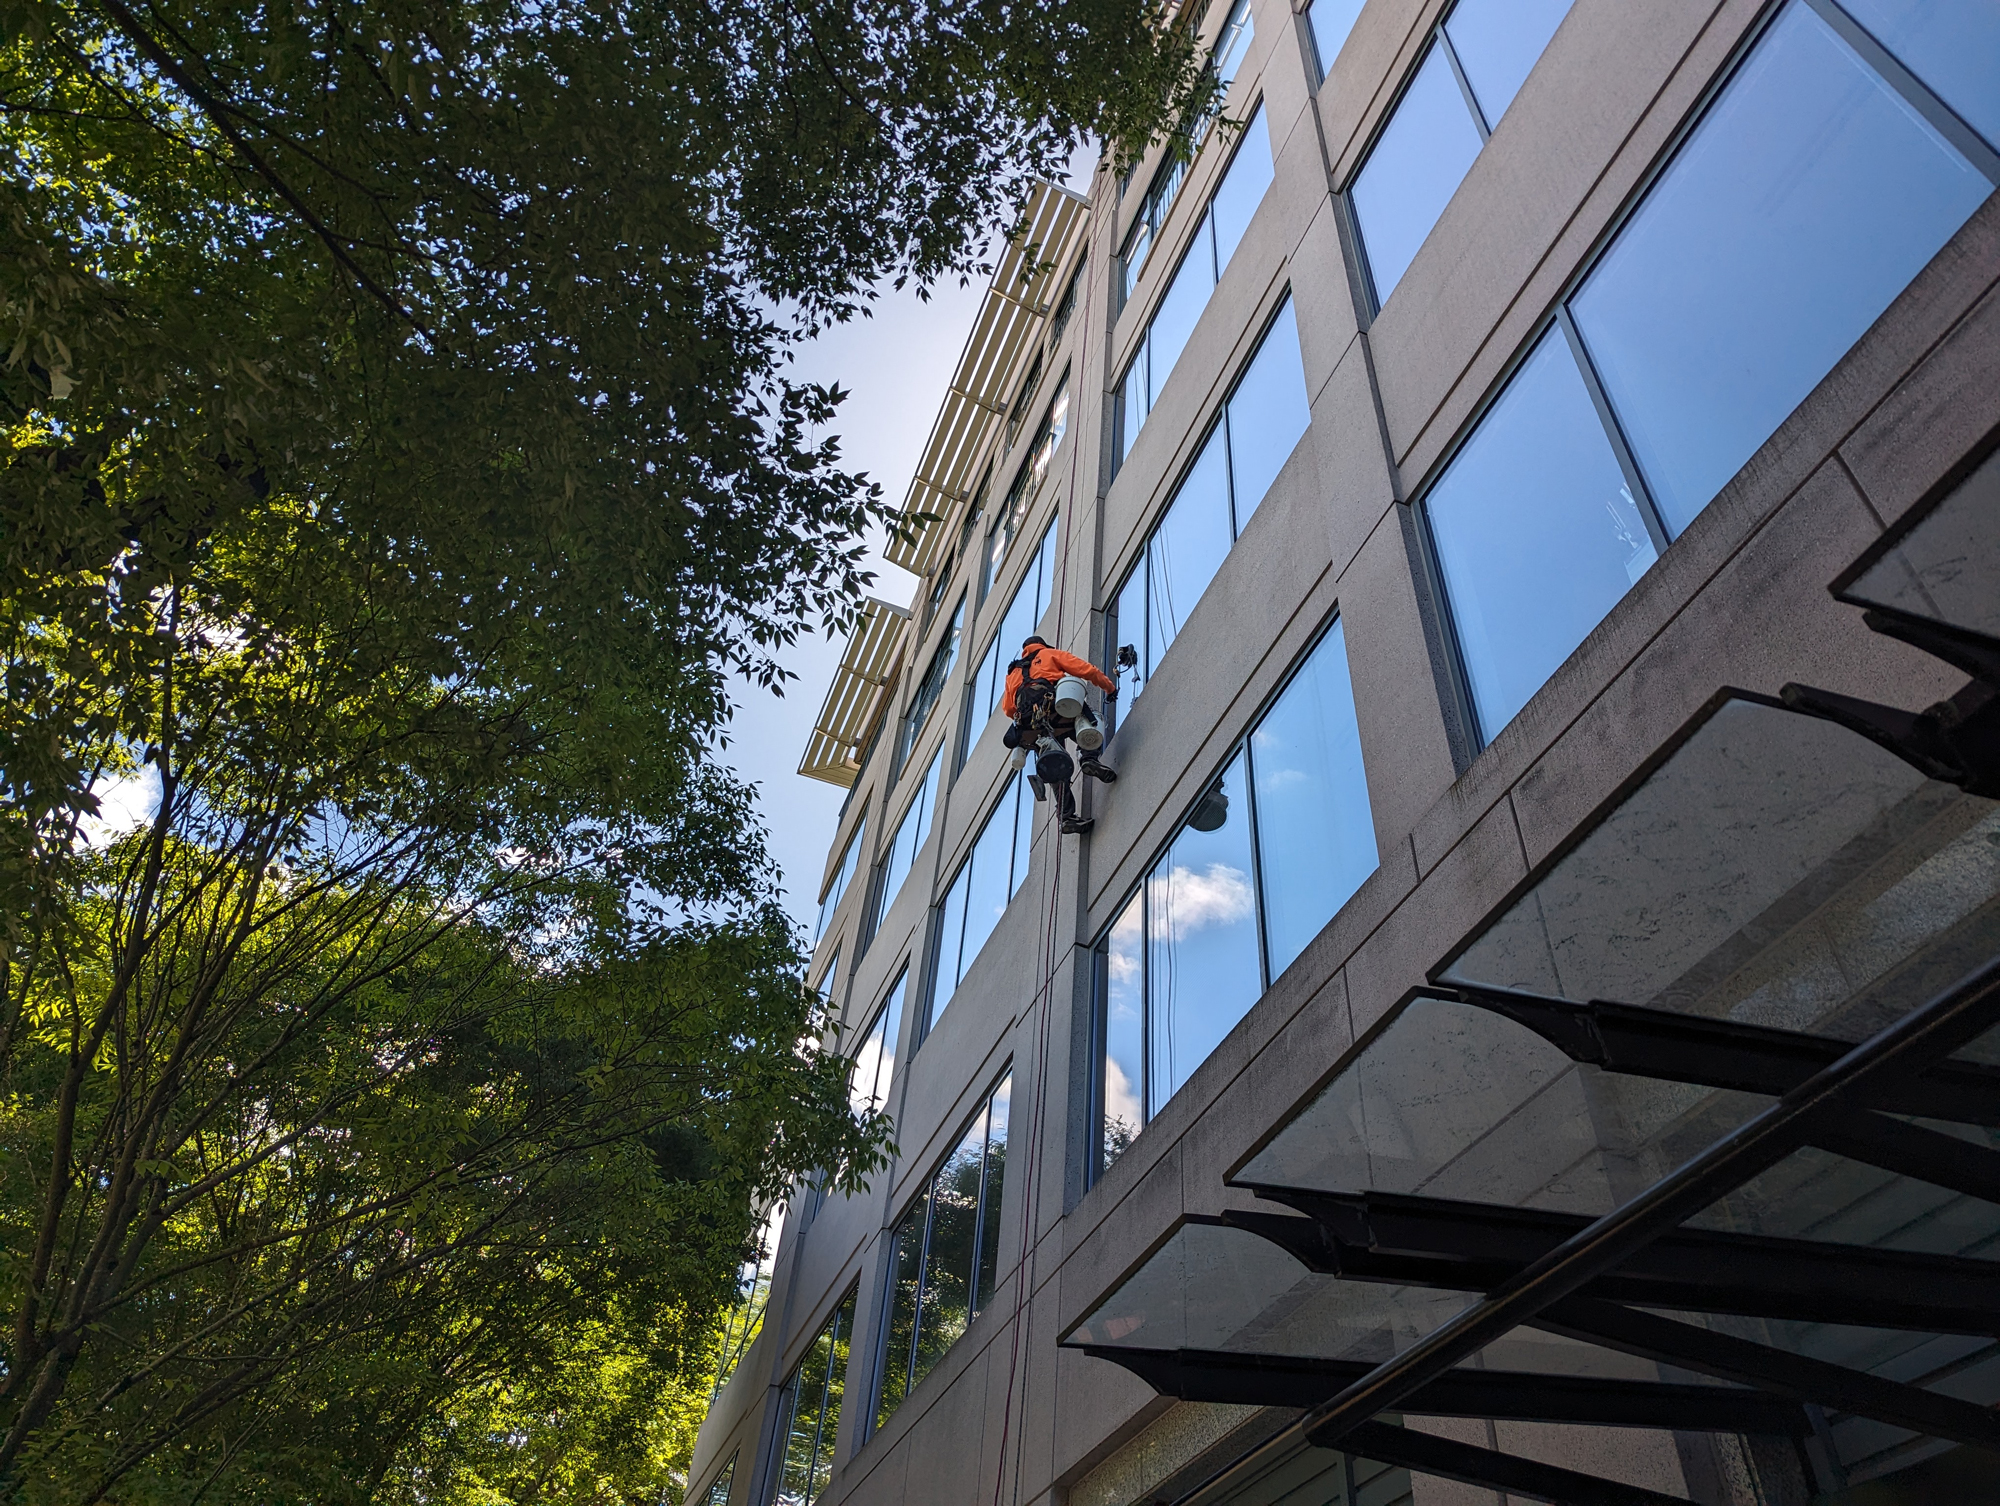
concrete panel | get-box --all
[1316,0,1444,184]
[1406,1417,1505,1506]
[1290,201,1362,414]
[1508,459,1961,873]
[1490,1421,1689,1498]
[1056,1136,1187,1335]
[1335,506,1460,856]
[1372,0,1733,468]
[1841,203,2000,527]
[1347,797,1527,1032]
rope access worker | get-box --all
[1002,634,1120,836]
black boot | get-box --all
[1079,758,1118,783]
[1061,815,1096,835]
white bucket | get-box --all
[1075,722,1104,751]
[1053,675,1089,719]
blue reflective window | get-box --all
[976,519,1060,725]
[1572,0,1993,532]
[1095,618,1377,1171]
[1307,0,1366,78]
[932,771,1036,1023]
[849,969,906,1117]
[1351,45,1485,304]
[1114,298,1307,703]
[1840,0,2000,150]
[1210,105,1274,274]
[815,813,865,943]
[1147,432,1233,681]
[1426,329,1653,738]
[1223,297,1310,529]
[1119,106,1275,461]
[1444,0,1574,127]
[1349,0,1574,306]
[1146,752,1260,1116]
[1423,0,1997,750]
[1249,619,1377,977]
[874,751,943,934]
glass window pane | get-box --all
[911,1115,985,1391]
[1119,349,1148,463]
[932,861,969,1028]
[1351,44,1485,303]
[1249,619,1378,979]
[1571,1,1992,533]
[1425,328,1656,738]
[1147,227,1217,403]
[814,1293,854,1500]
[1009,767,1034,900]
[1147,751,1262,1116]
[1841,0,2000,149]
[1123,218,1151,302]
[1444,0,1576,129]
[1113,563,1148,697]
[1308,0,1366,76]
[816,815,865,943]
[1213,0,1255,91]
[972,1078,1010,1317]
[1148,428,1233,675]
[850,969,907,1117]
[1210,105,1274,276]
[974,634,1004,728]
[1224,297,1310,529]
[1101,891,1146,1173]
[778,1319,834,1504]
[956,787,1018,986]
[986,521,1058,721]
[875,1203,926,1428]
[876,751,942,929]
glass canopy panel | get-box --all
[1838,444,2000,642]
[1063,1220,1705,1384]
[1437,696,2000,1043]
[1234,995,1771,1213]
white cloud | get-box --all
[1152,863,1253,941]
[76,765,160,849]
[1103,1056,1142,1138]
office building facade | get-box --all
[692,0,2000,1501]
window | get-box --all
[985,376,1068,599]
[1119,0,1259,301]
[1119,106,1275,462]
[871,751,943,937]
[874,1074,1011,1431]
[1005,349,1044,450]
[894,602,962,774]
[931,770,1037,1027]
[814,945,843,1010]
[972,519,1060,734]
[1350,0,1575,306]
[712,1202,786,1397]
[1425,0,2000,742]
[1306,0,1365,78]
[702,1454,736,1506]
[815,816,866,944]
[849,970,907,1118]
[1048,255,1087,348]
[770,1288,857,1506]
[1112,298,1309,703]
[1096,620,1374,1175]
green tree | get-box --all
[0,0,1205,1498]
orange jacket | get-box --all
[1002,644,1115,720]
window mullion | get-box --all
[1241,737,1273,991]
[1554,308,1672,553]
[1436,24,1493,142]
[907,1180,938,1396]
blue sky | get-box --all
[722,274,987,935]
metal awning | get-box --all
[1064,447,2000,1505]
[884,182,1090,577]
[797,599,909,787]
